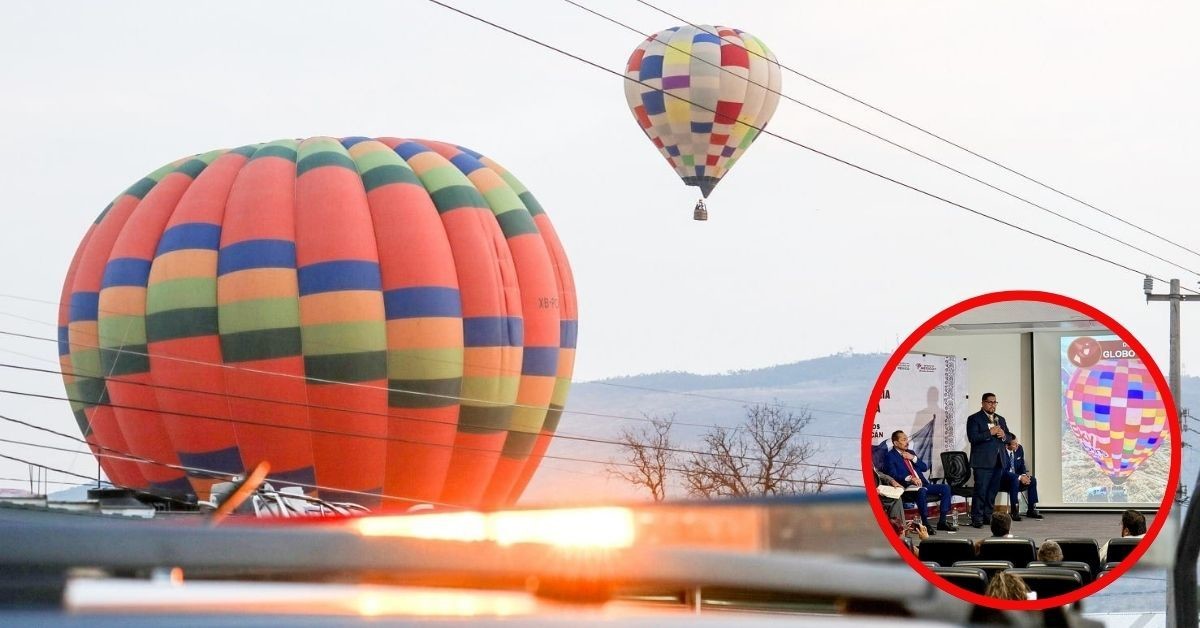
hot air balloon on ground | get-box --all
[624,25,781,220]
[58,137,577,512]
[1064,359,1167,485]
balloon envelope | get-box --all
[624,25,781,198]
[1064,359,1167,484]
[58,137,576,511]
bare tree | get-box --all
[607,414,676,502]
[609,403,839,500]
[682,403,837,499]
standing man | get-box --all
[886,430,958,533]
[967,393,1011,528]
[1001,435,1043,521]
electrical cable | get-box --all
[560,0,1200,280]
[631,0,1200,262]
[0,326,862,441]
[419,0,1194,294]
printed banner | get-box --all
[874,353,969,479]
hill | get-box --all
[521,354,1200,506]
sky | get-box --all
[1,1,1199,486]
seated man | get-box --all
[1001,435,1043,521]
[1101,509,1147,562]
[886,430,957,533]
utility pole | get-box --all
[1147,277,1198,628]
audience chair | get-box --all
[1045,538,1101,578]
[1106,537,1140,563]
[978,537,1036,568]
[933,566,988,595]
[952,560,1012,581]
[918,537,976,567]
[1006,567,1083,598]
[1028,560,1092,584]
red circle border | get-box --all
[859,290,1182,610]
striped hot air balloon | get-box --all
[58,137,577,511]
[624,25,781,216]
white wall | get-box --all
[912,334,1032,510]
[913,333,1033,442]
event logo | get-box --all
[1067,336,1137,368]
[1066,336,1102,368]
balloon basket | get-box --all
[693,199,708,221]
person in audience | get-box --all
[985,570,1031,600]
[1037,540,1063,563]
[975,512,1013,554]
[1101,509,1147,562]
[1001,435,1043,521]
[967,393,1012,528]
[886,430,958,533]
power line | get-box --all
[0,434,460,509]
[0,295,873,427]
[0,327,862,441]
[0,297,864,426]
[420,0,1196,294]
[0,386,861,476]
[0,476,110,489]
[631,0,1200,262]
[561,0,1200,280]
[0,416,861,502]
[0,449,100,484]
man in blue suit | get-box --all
[1001,435,1043,521]
[886,430,958,533]
[967,393,1012,528]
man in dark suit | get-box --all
[966,393,1011,528]
[886,430,958,533]
[1001,435,1043,521]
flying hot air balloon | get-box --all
[1064,359,1168,485]
[59,137,577,512]
[624,25,781,220]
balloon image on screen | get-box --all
[1060,335,1170,503]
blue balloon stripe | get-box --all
[156,222,221,256]
[100,258,152,290]
[463,316,524,348]
[455,144,484,159]
[177,446,244,476]
[560,320,578,349]
[69,292,99,323]
[393,141,430,160]
[383,287,461,319]
[521,347,558,377]
[340,136,371,148]
[449,153,485,175]
[218,239,297,275]
[297,260,382,296]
